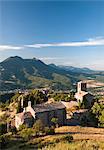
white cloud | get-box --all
[0,45,23,51]
[0,37,104,51]
[26,37,104,48]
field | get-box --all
[3,126,104,150]
[55,126,104,141]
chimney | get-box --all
[23,108,26,112]
[28,101,31,107]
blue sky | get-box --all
[0,1,104,70]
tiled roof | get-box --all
[33,102,65,113]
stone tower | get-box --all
[77,81,87,93]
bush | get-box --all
[10,126,17,135]
[51,117,58,127]
[19,128,33,140]
[44,127,55,135]
[0,134,9,149]
[19,124,27,131]
[16,100,23,113]
[91,101,104,127]
[0,123,7,135]
[33,120,44,136]
[62,135,73,142]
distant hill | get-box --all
[0,56,104,91]
[49,64,95,74]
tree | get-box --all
[51,117,58,127]
[0,123,7,135]
[19,124,27,131]
[0,134,9,149]
[16,100,23,113]
[44,126,55,135]
[33,119,44,136]
[20,128,33,140]
[98,110,104,127]
[91,101,104,127]
[10,126,17,135]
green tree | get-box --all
[10,126,17,135]
[91,101,104,127]
[20,128,33,140]
[51,117,58,127]
[19,124,27,131]
[16,100,23,113]
[98,110,104,127]
[0,123,7,135]
[44,126,55,135]
[33,119,44,136]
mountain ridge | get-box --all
[0,56,104,91]
[0,56,77,91]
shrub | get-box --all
[62,135,73,142]
[0,123,7,135]
[44,127,55,135]
[19,124,27,131]
[20,128,33,140]
[51,117,58,127]
[10,126,17,135]
[0,134,9,149]
[16,100,23,113]
[33,119,44,136]
[91,101,104,127]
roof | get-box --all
[75,91,89,97]
[61,101,78,108]
[75,91,93,100]
[33,102,66,113]
[16,112,32,120]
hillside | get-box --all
[0,56,104,91]
[0,56,77,91]
[1,126,104,150]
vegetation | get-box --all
[51,92,76,102]
[43,140,104,150]
[80,111,98,127]
[44,126,55,135]
[18,119,55,140]
[51,117,58,127]
[33,119,44,136]
[0,93,15,103]
[0,123,7,135]
[91,101,104,127]
[0,56,75,91]
[16,100,23,113]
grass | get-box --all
[42,140,104,150]
[55,126,104,141]
[1,126,104,150]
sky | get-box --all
[0,0,104,70]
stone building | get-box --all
[15,101,66,129]
[75,81,94,107]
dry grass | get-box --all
[3,126,104,150]
[55,126,104,141]
[42,140,104,150]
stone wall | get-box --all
[35,108,66,127]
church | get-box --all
[15,100,66,129]
[75,81,94,108]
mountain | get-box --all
[0,56,78,91]
[1,56,103,91]
[49,64,95,74]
